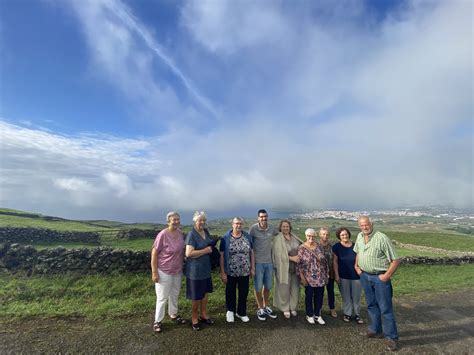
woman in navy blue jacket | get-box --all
[185,211,216,331]
[219,217,255,323]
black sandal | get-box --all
[198,316,214,325]
[191,322,201,331]
[153,322,162,333]
[170,315,186,324]
[355,315,364,324]
[343,315,351,323]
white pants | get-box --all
[154,270,182,323]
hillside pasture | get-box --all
[0,264,472,320]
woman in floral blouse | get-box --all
[219,217,255,323]
[297,228,329,325]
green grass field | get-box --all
[1,264,472,320]
[389,232,474,252]
[0,208,166,232]
[32,238,155,251]
[0,214,111,232]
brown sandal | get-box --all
[153,322,162,333]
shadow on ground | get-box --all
[1,290,473,354]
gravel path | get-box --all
[1,290,473,354]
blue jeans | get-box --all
[254,263,273,292]
[360,272,398,340]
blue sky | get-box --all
[0,0,472,223]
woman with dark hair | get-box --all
[333,227,363,324]
[272,220,302,318]
[185,211,216,331]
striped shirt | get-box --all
[353,230,399,274]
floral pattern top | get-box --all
[228,235,251,277]
[296,243,329,287]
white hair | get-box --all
[166,211,180,222]
[193,211,207,223]
[358,216,372,224]
[232,217,244,224]
[305,228,316,236]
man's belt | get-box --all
[362,270,385,275]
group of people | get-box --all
[151,209,400,351]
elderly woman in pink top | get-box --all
[151,211,186,333]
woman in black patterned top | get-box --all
[319,227,337,318]
[219,217,255,323]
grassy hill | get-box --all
[0,208,165,232]
[1,208,473,254]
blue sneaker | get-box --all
[264,306,277,319]
[257,308,267,321]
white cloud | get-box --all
[103,172,131,197]
[70,0,218,125]
[1,0,472,221]
[181,0,291,55]
[54,177,92,192]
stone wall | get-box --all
[0,243,472,275]
[115,229,158,240]
[0,227,100,244]
[401,256,474,265]
[0,243,149,274]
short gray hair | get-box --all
[166,211,180,222]
[193,211,207,223]
[305,228,316,236]
[319,227,330,234]
[358,216,372,224]
[232,217,244,224]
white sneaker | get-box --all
[291,310,297,317]
[226,311,235,323]
[306,316,315,324]
[315,316,326,325]
[236,314,250,323]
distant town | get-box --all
[290,207,473,224]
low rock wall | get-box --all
[115,229,158,240]
[0,243,149,274]
[0,227,100,244]
[0,243,472,275]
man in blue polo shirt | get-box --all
[249,209,278,321]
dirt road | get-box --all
[1,290,473,354]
